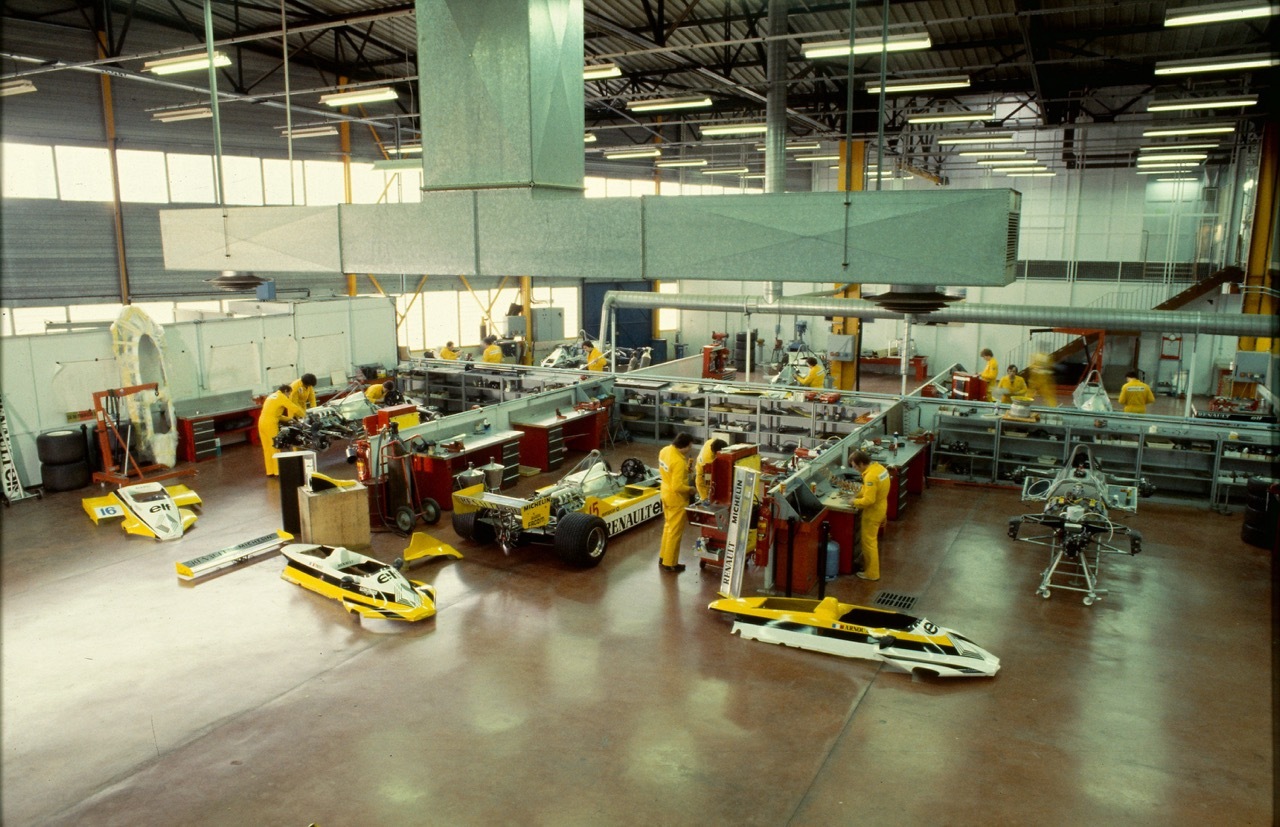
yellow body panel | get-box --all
[404,531,462,562]
[280,566,436,622]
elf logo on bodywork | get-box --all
[604,499,662,536]
[149,503,173,513]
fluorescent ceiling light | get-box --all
[1138,153,1209,162]
[1143,123,1235,137]
[977,159,1040,166]
[865,75,970,94]
[1136,168,1202,174]
[1003,171,1056,177]
[603,148,662,159]
[1148,94,1258,111]
[1139,142,1219,151]
[702,123,768,135]
[1136,160,1203,168]
[144,51,231,75]
[584,63,621,80]
[1156,177,1202,182]
[937,132,1014,144]
[320,86,397,107]
[702,166,749,175]
[386,144,422,155]
[802,32,932,59]
[655,159,709,168]
[794,154,840,162]
[629,95,712,112]
[584,133,597,143]
[741,173,767,180]
[908,110,996,124]
[754,142,822,151]
[152,106,212,122]
[281,126,338,139]
[372,158,422,170]
[0,79,37,96]
[1154,53,1278,75]
[1166,1,1278,26]
[957,148,1027,157]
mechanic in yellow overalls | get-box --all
[851,449,891,581]
[586,342,607,371]
[257,384,305,477]
[658,432,695,572]
[694,438,728,502]
[1118,370,1155,413]
[439,342,459,360]
[1027,351,1058,407]
[995,365,1028,404]
[482,336,503,363]
[978,348,999,401]
[289,373,317,411]
[797,356,826,388]
[365,380,395,405]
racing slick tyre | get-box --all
[36,429,86,465]
[40,459,91,492]
[1240,522,1275,550]
[554,512,609,568]
[451,511,495,545]
[420,497,441,526]
[1245,477,1276,497]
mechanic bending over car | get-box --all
[797,356,826,388]
[365,380,396,405]
[289,373,317,411]
[258,384,305,477]
[658,432,696,573]
[439,341,459,360]
[851,449,891,582]
[694,438,728,502]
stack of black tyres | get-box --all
[38,428,91,492]
[1240,477,1279,550]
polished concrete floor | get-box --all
[2,428,1273,825]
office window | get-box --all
[2,143,57,199]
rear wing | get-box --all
[451,483,552,530]
[175,530,293,580]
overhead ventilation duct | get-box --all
[205,271,269,291]
[862,285,961,313]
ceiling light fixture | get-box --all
[794,154,840,162]
[936,132,1014,144]
[1154,53,1278,75]
[1137,152,1209,162]
[802,32,932,59]
[1155,177,1202,182]
[0,79,37,96]
[701,166,750,175]
[1165,1,1278,27]
[1138,142,1220,151]
[1003,171,1056,177]
[281,126,338,139]
[1136,168,1201,174]
[908,110,996,124]
[152,106,212,122]
[603,148,662,160]
[977,158,1040,166]
[143,51,231,75]
[1148,94,1258,111]
[320,86,397,107]
[629,95,712,112]
[957,148,1028,157]
[865,74,970,94]
[1136,160,1203,168]
[655,159,709,168]
[1142,123,1236,137]
[755,142,823,151]
[386,144,423,155]
[702,123,769,136]
[741,173,767,180]
[584,133,597,143]
[372,158,422,170]
[584,63,622,80]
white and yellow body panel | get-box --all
[83,482,202,541]
[280,543,437,622]
[709,595,1000,678]
[175,530,293,580]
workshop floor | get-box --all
[2,434,1272,825]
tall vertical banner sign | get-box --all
[0,395,36,503]
[719,465,760,599]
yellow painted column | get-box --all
[1239,121,1278,354]
[521,276,534,364]
[830,141,867,390]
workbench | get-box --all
[407,429,523,508]
[173,391,260,463]
[860,355,930,381]
[510,403,610,472]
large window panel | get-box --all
[222,155,264,206]
[167,153,216,203]
[55,146,113,201]
[657,281,679,331]
[350,163,390,204]
[2,143,57,199]
[262,158,305,205]
[12,307,67,335]
[116,149,169,203]
[584,176,607,198]
[550,286,580,338]
[303,160,345,205]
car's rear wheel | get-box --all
[554,512,609,567]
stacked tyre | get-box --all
[38,428,91,492]
[1240,477,1279,550]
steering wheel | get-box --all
[620,458,647,483]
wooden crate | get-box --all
[298,484,372,550]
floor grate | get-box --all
[871,591,918,611]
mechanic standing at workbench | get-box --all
[258,384,305,477]
[851,449,890,581]
[658,433,695,573]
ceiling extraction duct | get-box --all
[205,270,269,291]
[862,285,962,314]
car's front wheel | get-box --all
[554,512,609,568]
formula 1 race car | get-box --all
[83,482,202,541]
[708,595,1000,678]
[450,450,662,567]
[273,392,442,453]
[280,543,438,622]
[1007,444,1143,605]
